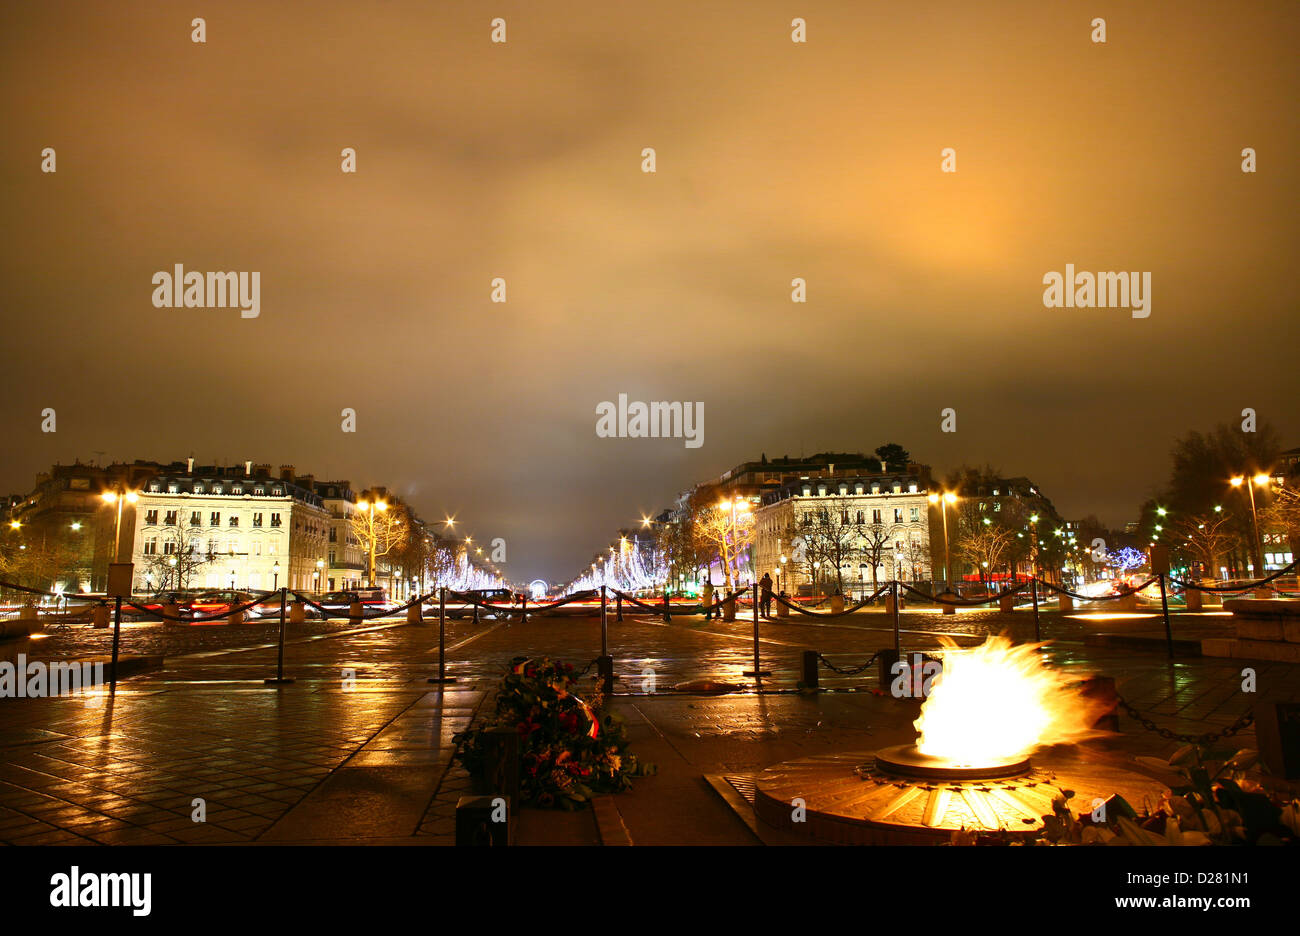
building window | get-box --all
[164,540,177,555]
[908,483,918,494]
[254,486,265,495]
[856,510,865,524]
[144,509,159,525]
[193,484,203,494]
[270,513,281,527]
[144,537,158,555]
[232,486,242,495]
[164,510,178,525]
[191,511,201,526]
[910,507,921,523]
[855,484,864,495]
[253,513,263,527]
[872,509,882,523]
[892,483,902,494]
[229,515,239,527]
[210,512,221,526]
[894,508,904,523]
[212,486,222,495]
[871,484,880,495]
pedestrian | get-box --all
[702,579,714,620]
[759,573,774,617]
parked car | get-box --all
[187,590,253,623]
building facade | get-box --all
[128,462,330,594]
[752,472,940,598]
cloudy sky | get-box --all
[2,1,1296,581]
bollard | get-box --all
[265,587,294,685]
[1253,702,1300,779]
[161,602,182,623]
[290,600,306,624]
[455,795,510,846]
[830,593,845,614]
[662,590,670,623]
[597,655,614,695]
[93,603,110,629]
[1080,675,1120,731]
[1116,591,1138,613]
[777,594,790,618]
[1158,573,1174,659]
[406,602,423,624]
[940,589,956,615]
[998,592,1016,613]
[1184,587,1202,612]
[520,594,528,625]
[877,647,900,688]
[483,726,521,813]
[801,650,819,690]
[1058,592,1073,612]
[722,595,736,622]
[615,593,623,622]
[349,600,364,623]
[742,583,771,679]
[429,587,455,683]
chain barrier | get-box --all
[1115,693,1256,746]
[816,650,883,676]
[1167,558,1299,593]
[771,585,890,618]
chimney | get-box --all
[245,461,252,476]
[279,465,294,482]
[187,457,194,474]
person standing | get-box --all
[702,579,714,620]
[759,573,774,617]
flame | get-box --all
[913,636,1105,765]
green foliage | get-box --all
[454,657,654,809]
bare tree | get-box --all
[141,519,213,593]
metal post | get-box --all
[430,587,454,683]
[1159,572,1174,659]
[600,586,608,657]
[743,583,770,678]
[662,589,670,623]
[801,650,819,690]
[1031,576,1041,641]
[265,587,294,684]
[615,592,622,622]
[110,596,122,691]
[891,580,901,657]
[521,594,528,625]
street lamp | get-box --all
[779,554,787,594]
[101,487,140,564]
[928,491,957,588]
[272,560,280,590]
[313,558,323,591]
[1230,474,1271,572]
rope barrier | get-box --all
[1167,558,1299,593]
[1027,577,1156,602]
[124,590,279,623]
[772,586,890,618]
[898,579,1034,606]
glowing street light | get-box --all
[928,491,958,585]
[1230,474,1271,571]
[356,499,388,586]
[101,487,140,564]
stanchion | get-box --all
[662,590,670,622]
[1031,577,1041,642]
[264,587,295,685]
[600,586,608,657]
[615,592,623,622]
[597,586,613,693]
[429,587,455,683]
[891,581,901,657]
[743,583,771,679]
[521,594,528,625]
[1158,572,1174,659]
[110,596,122,691]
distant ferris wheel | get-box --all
[528,579,549,600]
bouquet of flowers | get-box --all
[454,657,653,809]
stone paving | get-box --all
[0,606,1296,845]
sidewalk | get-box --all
[1,610,1296,845]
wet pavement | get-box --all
[1,607,1297,845]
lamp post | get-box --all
[101,486,140,564]
[1230,474,1270,573]
[779,554,787,594]
[928,491,957,588]
[272,560,280,590]
[314,558,323,592]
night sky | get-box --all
[2,1,1296,582]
